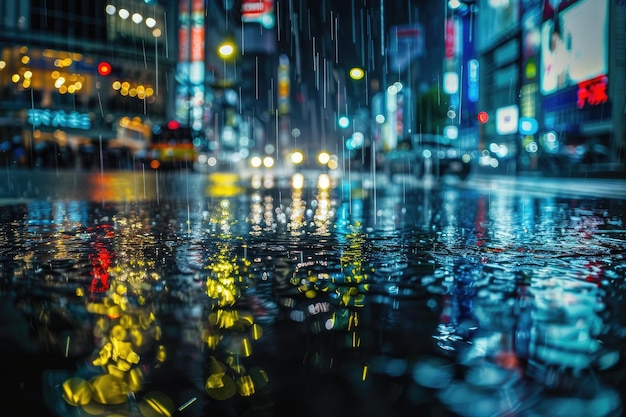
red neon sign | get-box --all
[445,19,455,59]
[241,0,274,20]
[577,75,608,109]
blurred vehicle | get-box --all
[29,135,75,169]
[106,117,197,170]
[381,134,472,180]
[148,120,197,169]
[538,132,618,175]
[0,135,25,167]
[193,149,220,173]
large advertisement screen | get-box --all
[540,0,608,95]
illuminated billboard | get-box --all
[540,0,608,96]
[241,0,275,28]
[175,0,205,130]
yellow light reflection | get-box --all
[205,172,243,197]
[88,172,158,202]
[200,199,271,402]
[62,209,166,413]
[291,173,304,190]
[138,391,176,417]
[318,173,331,190]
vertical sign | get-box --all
[277,54,290,115]
[178,0,189,62]
[445,18,455,59]
[467,59,479,102]
[175,0,190,123]
[191,0,204,62]
[176,0,205,131]
[388,24,424,73]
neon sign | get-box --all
[468,59,479,102]
[577,75,608,109]
[445,18,455,59]
[241,0,275,28]
[27,109,92,130]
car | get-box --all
[381,134,472,181]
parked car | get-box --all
[381,134,472,180]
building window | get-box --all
[30,0,107,42]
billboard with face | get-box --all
[540,0,608,95]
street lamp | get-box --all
[349,67,365,81]
[217,40,237,61]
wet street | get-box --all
[1,168,625,417]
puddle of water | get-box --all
[0,173,625,417]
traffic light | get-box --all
[477,111,489,124]
[97,61,112,76]
[167,119,180,130]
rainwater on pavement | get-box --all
[1,169,625,417]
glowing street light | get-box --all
[349,67,365,80]
[217,40,236,60]
[290,151,304,165]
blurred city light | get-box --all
[317,151,330,165]
[262,156,274,168]
[338,116,350,129]
[250,156,262,168]
[349,67,365,80]
[290,151,304,165]
[97,61,112,76]
[291,173,305,190]
[317,173,331,190]
[217,41,236,59]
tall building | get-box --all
[474,0,625,174]
[0,0,176,168]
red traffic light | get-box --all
[97,61,112,76]
[167,120,180,130]
[477,111,489,124]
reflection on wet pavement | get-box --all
[0,171,625,417]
